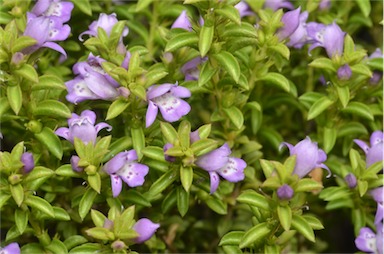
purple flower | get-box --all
[276,7,301,41]
[79,13,128,41]
[264,0,294,11]
[65,53,129,104]
[354,131,384,168]
[355,224,382,254]
[368,48,383,84]
[0,242,20,254]
[146,83,191,128]
[103,150,149,197]
[280,136,331,178]
[370,187,383,204]
[376,203,383,225]
[171,10,192,31]
[235,1,254,18]
[344,173,357,189]
[70,155,83,172]
[196,143,246,193]
[163,143,176,162]
[132,218,160,243]
[31,0,74,23]
[181,57,207,81]
[307,22,346,58]
[286,11,308,49]
[319,0,331,10]
[55,110,112,144]
[337,64,352,80]
[21,152,34,173]
[23,14,70,57]
[277,184,294,200]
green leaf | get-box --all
[239,222,271,249]
[15,209,28,234]
[160,122,178,144]
[7,85,22,114]
[136,0,153,12]
[318,186,351,201]
[11,141,24,160]
[259,159,275,178]
[165,32,199,52]
[0,194,11,208]
[341,101,374,121]
[291,215,315,242]
[131,127,145,160]
[33,100,72,119]
[259,72,290,92]
[10,184,24,207]
[87,173,101,194]
[52,207,71,221]
[144,64,168,88]
[86,227,115,241]
[308,57,336,72]
[337,122,367,137]
[198,60,216,87]
[64,235,88,251]
[24,166,54,190]
[72,0,92,16]
[69,243,101,253]
[366,57,383,71]
[106,98,130,120]
[307,96,334,120]
[79,188,98,220]
[177,186,189,217]
[237,190,269,210]
[222,245,242,254]
[12,36,37,53]
[350,63,372,77]
[103,136,132,162]
[178,120,191,148]
[45,239,68,254]
[356,0,371,17]
[25,195,55,218]
[190,138,217,156]
[336,85,350,108]
[35,127,63,160]
[162,188,177,214]
[205,196,227,215]
[14,64,39,83]
[215,5,241,24]
[295,179,323,192]
[358,180,368,197]
[55,164,81,178]
[91,209,107,227]
[269,44,290,60]
[142,146,166,162]
[277,205,292,231]
[147,169,178,197]
[199,24,214,57]
[223,106,244,130]
[276,230,297,245]
[114,206,135,238]
[180,166,193,192]
[219,231,245,246]
[323,127,337,153]
[126,189,152,207]
[302,215,324,230]
[0,97,10,117]
[32,74,66,90]
[213,51,241,82]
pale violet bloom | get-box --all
[196,143,246,193]
[171,10,192,31]
[146,83,191,128]
[355,223,383,254]
[31,0,74,22]
[70,155,83,172]
[133,218,160,243]
[21,152,34,174]
[181,57,207,81]
[319,0,331,10]
[344,173,357,189]
[368,48,383,84]
[264,0,294,11]
[55,110,112,144]
[79,13,128,41]
[276,7,301,42]
[23,13,70,57]
[307,22,346,58]
[337,64,352,80]
[103,150,149,197]
[354,131,384,168]
[0,242,20,254]
[277,184,294,200]
[235,1,254,18]
[280,136,331,178]
[370,186,383,204]
[286,10,309,49]
[65,53,129,104]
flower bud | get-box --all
[337,64,352,80]
[26,120,43,134]
[277,184,294,200]
[111,240,126,251]
[344,173,357,188]
[8,174,23,185]
[70,156,83,172]
[21,152,34,173]
[133,218,160,243]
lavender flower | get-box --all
[307,22,346,58]
[354,131,384,168]
[196,143,246,193]
[23,14,70,57]
[55,110,112,144]
[171,10,192,31]
[21,152,34,174]
[181,57,207,81]
[65,53,129,104]
[146,83,191,128]
[235,1,254,18]
[344,173,357,189]
[31,0,74,22]
[0,242,20,254]
[70,155,83,172]
[370,187,383,204]
[280,136,331,178]
[355,224,383,254]
[337,64,352,80]
[286,10,309,49]
[368,48,383,84]
[264,0,294,11]
[277,184,294,200]
[319,0,331,10]
[132,218,160,243]
[276,7,301,42]
[103,150,149,197]
[79,13,128,41]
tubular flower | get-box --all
[171,10,192,31]
[0,242,21,254]
[31,0,74,22]
[146,83,191,128]
[196,143,246,193]
[264,0,294,11]
[307,22,346,58]
[276,7,301,41]
[286,10,309,49]
[103,150,149,197]
[132,218,160,244]
[235,1,254,18]
[354,131,384,168]
[21,152,34,174]
[280,136,331,178]
[23,13,70,57]
[355,223,383,254]
[181,57,207,81]
[55,110,112,145]
[65,53,129,104]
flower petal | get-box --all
[196,143,231,172]
[217,157,246,183]
[147,84,173,100]
[133,218,160,243]
[111,174,123,197]
[146,101,159,128]
[355,227,377,253]
[209,171,220,194]
[118,162,149,187]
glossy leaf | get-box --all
[237,190,269,210]
[177,186,189,217]
[79,188,98,220]
[33,100,72,119]
[7,85,22,114]
[213,51,241,82]
[291,214,315,242]
[219,231,245,246]
[165,32,199,52]
[106,98,130,120]
[307,96,334,120]
[259,72,290,92]
[180,166,193,192]
[239,222,271,249]
[15,209,28,234]
[25,195,55,218]
[223,106,244,130]
[199,24,214,57]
